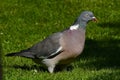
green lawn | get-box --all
[1,0,120,80]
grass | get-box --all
[0,0,120,80]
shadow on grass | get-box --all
[11,64,47,72]
[78,38,120,70]
[8,64,73,73]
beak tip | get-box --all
[92,17,97,22]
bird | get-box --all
[6,11,97,73]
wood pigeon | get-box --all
[6,11,97,73]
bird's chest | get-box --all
[60,29,85,54]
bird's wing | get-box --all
[30,32,63,59]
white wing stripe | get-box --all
[50,46,62,56]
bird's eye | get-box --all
[86,14,89,17]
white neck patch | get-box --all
[70,24,79,30]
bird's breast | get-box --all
[60,29,85,55]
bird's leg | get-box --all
[42,59,56,73]
[48,65,55,73]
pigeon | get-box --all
[6,11,97,73]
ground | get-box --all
[0,0,120,80]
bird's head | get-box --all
[71,11,97,30]
[80,11,97,23]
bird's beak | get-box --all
[92,17,97,22]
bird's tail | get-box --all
[5,52,20,56]
[5,50,35,59]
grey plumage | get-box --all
[6,11,97,73]
[6,32,63,59]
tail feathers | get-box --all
[6,51,35,59]
[5,52,19,56]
